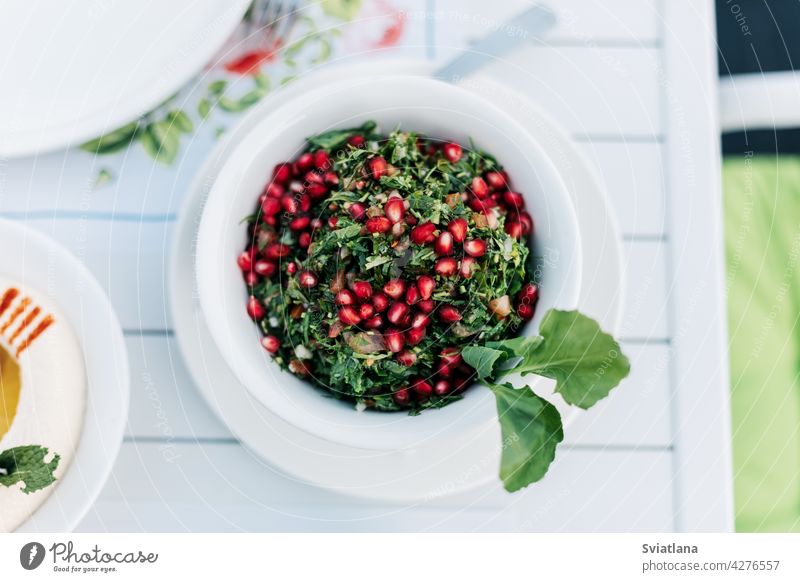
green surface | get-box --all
[723,155,800,532]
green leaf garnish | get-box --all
[0,446,60,494]
[80,121,140,155]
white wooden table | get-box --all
[1,0,732,532]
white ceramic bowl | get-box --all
[196,75,582,451]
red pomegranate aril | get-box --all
[406,326,426,346]
[305,171,324,185]
[262,215,277,226]
[485,171,507,190]
[460,256,478,279]
[243,271,260,286]
[435,231,454,256]
[359,303,375,319]
[434,380,451,396]
[286,261,297,275]
[405,285,420,305]
[468,197,496,213]
[254,260,276,277]
[417,275,435,300]
[442,142,463,163]
[384,198,405,223]
[471,176,489,199]
[438,305,462,322]
[261,196,281,216]
[517,303,535,320]
[348,134,365,148]
[363,315,384,329]
[519,211,533,236]
[452,375,471,392]
[310,217,324,231]
[335,289,356,306]
[298,232,311,248]
[502,191,525,209]
[338,306,361,326]
[290,215,310,231]
[396,350,417,366]
[261,335,280,353]
[281,195,299,214]
[324,171,339,186]
[368,156,388,180]
[411,378,433,397]
[298,270,318,288]
[464,238,487,257]
[436,361,452,378]
[435,257,458,277]
[366,216,392,234]
[518,283,539,304]
[349,202,367,221]
[299,194,312,212]
[417,299,435,313]
[296,152,314,172]
[247,296,265,320]
[307,183,328,198]
[327,216,339,229]
[447,218,468,243]
[440,347,462,368]
[273,163,292,183]
[352,280,373,301]
[372,292,390,312]
[313,150,330,170]
[382,279,406,300]
[265,182,284,199]
[410,222,437,245]
[265,242,290,259]
[386,302,409,325]
[411,313,430,329]
[288,180,304,194]
[385,328,405,353]
[505,220,523,239]
[393,387,410,405]
[237,250,254,272]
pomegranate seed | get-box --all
[502,191,525,209]
[518,303,535,320]
[385,328,405,353]
[281,195,299,214]
[254,260,276,277]
[305,171,324,185]
[313,150,330,170]
[265,243,290,259]
[406,326,426,346]
[519,211,534,235]
[261,335,280,353]
[243,271,260,286]
[290,215,310,231]
[237,250,254,272]
[348,280,371,301]
[396,350,417,366]
[452,376,471,392]
[261,197,281,216]
[435,257,458,277]
[440,347,462,368]
[273,163,292,183]
[489,295,512,319]
[363,315,384,329]
[485,171,507,190]
[436,361,452,378]
[434,380,451,396]
[299,194,312,212]
[460,256,477,279]
[324,171,339,186]
[411,313,430,328]
[338,306,361,325]
[442,142,463,163]
[464,238,487,257]
[417,275,435,300]
[393,387,410,405]
[438,305,462,322]
[417,299,435,313]
[372,292,390,312]
[411,378,433,397]
[366,216,392,234]
[405,285,420,305]
[246,296,265,320]
[471,176,489,199]
[468,197,496,213]
[327,216,339,229]
[307,183,328,198]
[405,215,418,226]
[349,203,367,221]
[298,232,311,248]
[265,182,285,199]
[391,222,406,238]
[359,303,375,319]
[384,198,405,223]
[383,279,406,300]
[310,218,324,231]
[505,221,523,239]
[335,289,356,306]
[286,262,297,275]
[298,270,318,288]
[387,302,409,325]
[434,232,454,256]
[410,222,437,245]
[348,134,365,148]
[447,218,468,243]
[518,283,539,304]
[368,156,388,180]
[296,152,314,172]
[262,215,277,226]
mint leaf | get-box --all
[0,446,60,494]
[514,309,630,409]
[490,383,563,492]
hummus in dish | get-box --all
[0,279,86,532]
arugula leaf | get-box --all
[0,446,60,494]
[461,345,505,381]
[489,383,563,492]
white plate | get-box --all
[170,60,624,502]
[0,0,250,157]
[0,219,129,531]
